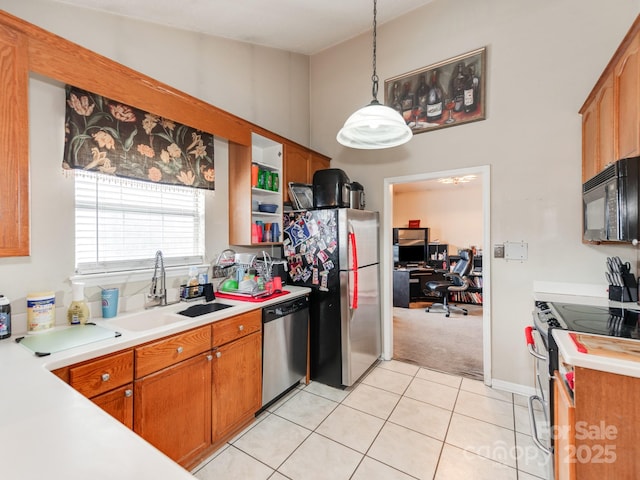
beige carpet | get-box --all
[393,302,483,380]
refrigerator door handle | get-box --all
[349,230,359,309]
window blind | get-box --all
[75,172,205,274]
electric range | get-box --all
[528,299,640,479]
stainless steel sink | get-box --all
[177,303,234,317]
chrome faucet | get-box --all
[145,250,167,308]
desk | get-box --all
[393,268,446,308]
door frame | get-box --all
[381,165,492,385]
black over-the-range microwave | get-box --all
[583,156,640,243]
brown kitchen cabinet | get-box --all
[92,383,134,428]
[133,325,212,467]
[614,32,640,160]
[0,23,29,257]
[282,143,331,203]
[581,72,615,182]
[49,308,265,469]
[553,371,576,480]
[134,352,212,467]
[581,15,640,181]
[553,366,640,479]
[211,309,262,443]
[59,349,134,429]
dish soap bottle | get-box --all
[67,282,90,325]
[0,295,11,339]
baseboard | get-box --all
[490,378,536,398]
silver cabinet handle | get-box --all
[207,354,213,361]
[124,389,133,398]
[176,346,184,354]
[216,351,221,358]
[527,395,551,455]
[238,325,244,331]
[101,373,110,382]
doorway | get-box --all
[381,166,492,385]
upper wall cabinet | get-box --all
[0,24,29,256]
[581,15,640,182]
[282,143,330,203]
[615,33,640,160]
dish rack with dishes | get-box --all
[214,251,276,298]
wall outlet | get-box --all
[494,244,505,258]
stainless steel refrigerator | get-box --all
[282,208,381,388]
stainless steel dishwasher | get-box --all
[262,295,309,407]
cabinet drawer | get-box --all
[70,350,134,398]
[135,325,211,378]
[212,309,261,347]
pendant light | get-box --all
[337,0,413,149]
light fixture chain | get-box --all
[371,0,379,101]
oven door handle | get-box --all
[525,326,547,361]
[528,394,551,455]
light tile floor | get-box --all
[192,360,551,480]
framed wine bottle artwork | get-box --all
[384,47,486,134]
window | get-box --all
[75,172,205,274]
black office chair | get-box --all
[424,249,473,317]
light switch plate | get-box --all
[494,244,504,258]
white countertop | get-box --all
[0,286,309,480]
[552,329,640,379]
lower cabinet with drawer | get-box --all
[133,325,212,467]
[64,349,135,429]
[53,308,264,470]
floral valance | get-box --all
[63,85,215,190]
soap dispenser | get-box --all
[67,282,90,325]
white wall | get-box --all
[3,0,640,388]
[393,184,483,254]
[0,1,310,325]
[310,0,640,387]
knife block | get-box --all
[608,276,638,302]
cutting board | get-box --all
[570,332,640,363]
[16,324,120,356]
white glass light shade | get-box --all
[337,102,413,149]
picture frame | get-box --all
[384,47,486,134]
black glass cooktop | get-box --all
[548,302,640,339]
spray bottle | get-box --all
[67,282,90,325]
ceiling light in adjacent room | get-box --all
[438,175,477,185]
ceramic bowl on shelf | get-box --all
[258,203,278,213]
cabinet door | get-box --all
[615,33,640,159]
[283,143,310,203]
[212,331,262,442]
[92,383,134,429]
[0,24,29,256]
[582,100,599,182]
[309,152,330,182]
[554,372,576,480]
[134,352,212,467]
[597,74,615,171]
[582,74,615,182]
